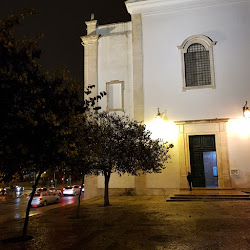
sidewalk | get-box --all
[0,195,250,249]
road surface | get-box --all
[0,194,84,224]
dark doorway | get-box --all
[189,135,218,187]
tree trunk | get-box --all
[104,171,111,207]
[22,170,42,238]
[76,174,84,218]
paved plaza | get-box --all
[0,194,250,249]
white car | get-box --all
[29,191,60,207]
[62,185,81,196]
[48,187,62,196]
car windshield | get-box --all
[65,187,72,189]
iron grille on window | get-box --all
[184,43,211,87]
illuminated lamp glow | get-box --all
[145,116,179,142]
[244,109,250,119]
[243,101,250,118]
[227,118,250,138]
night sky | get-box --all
[0,0,131,82]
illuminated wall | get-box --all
[95,22,135,189]
[97,22,134,118]
[97,173,135,189]
[227,119,250,188]
[140,1,250,122]
[84,0,250,195]
[128,0,250,189]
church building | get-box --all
[81,0,250,199]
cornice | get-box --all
[125,0,249,15]
[174,118,229,125]
[80,35,100,46]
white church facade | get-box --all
[81,0,250,199]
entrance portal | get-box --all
[189,135,218,187]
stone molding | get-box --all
[178,35,216,52]
[85,20,98,35]
[177,34,217,91]
[125,0,249,15]
[106,80,125,112]
[80,35,100,46]
[131,14,144,123]
[175,118,229,125]
[97,22,132,36]
[80,34,99,99]
[177,119,232,189]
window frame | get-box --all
[178,35,216,91]
[106,80,124,112]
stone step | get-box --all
[180,188,234,190]
[166,197,250,202]
[170,196,250,199]
[174,194,250,198]
[166,192,250,202]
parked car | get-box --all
[36,187,47,192]
[0,187,6,195]
[28,191,60,207]
[62,185,81,196]
[48,187,62,196]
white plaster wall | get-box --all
[90,1,250,190]
[226,119,250,188]
[97,22,134,118]
[97,173,135,188]
[141,1,250,189]
[96,22,135,188]
[146,139,180,188]
[141,1,250,123]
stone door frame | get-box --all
[176,119,232,189]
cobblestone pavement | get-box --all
[0,196,250,250]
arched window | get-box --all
[178,35,216,91]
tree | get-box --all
[0,10,105,238]
[59,111,101,218]
[90,112,173,206]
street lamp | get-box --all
[243,101,250,118]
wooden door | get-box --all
[189,135,216,187]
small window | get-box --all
[178,35,216,91]
[106,80,124,112]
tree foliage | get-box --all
[0,9,105,237]
[89,112,173,206]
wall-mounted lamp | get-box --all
[243,101,250,118]
[156,108,163,118]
